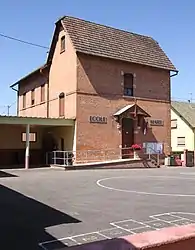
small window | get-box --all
[171,119,177,129]
[31,89,35,106]
[23,93,26,109]
[60,36,65,52]
[124,73,134,97]
[59,92,65,117]
[177,137,185,147]
[41,84,45,102]
[22,132,36,142]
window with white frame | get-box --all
[171,119,177,129]
[177,137,185,147]
[22,132,36,142]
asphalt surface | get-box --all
[1,167,195,249]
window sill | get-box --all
[123,95,134,99]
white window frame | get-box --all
[171,119,177,129]
[22,132,36,142]
[177,137,185,147]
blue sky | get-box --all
[0,0,194,114]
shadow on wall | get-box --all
[78,55,121,101]
[0,184,81,250]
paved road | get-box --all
[0,167,195,249]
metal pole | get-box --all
[25,124,30,169]
[64,151,66,166]
[7,105,11,116]
[157,153,160,167]
[54,151,56,165]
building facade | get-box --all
[11,16,178,163]
[171,101,195,153]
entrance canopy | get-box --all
[113,104,151,117]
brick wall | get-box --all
[76,53,171,157]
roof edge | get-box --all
[171,105,194,129]
[77,51,178,72]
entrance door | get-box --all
[122,118,134,158]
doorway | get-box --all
[122,118,134,158]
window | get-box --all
[171,119,177,129]
[31,89,35,105]
[22,132,36,142]
[23,93,26,109]
[124,73,134,96]
[41,84,45,102]
[60,36,65,52]
[59,92,65,117]
[177,137,185,147]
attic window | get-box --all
[171,119,177,129]
[60,36,65,52]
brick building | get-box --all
[10,16,178,164]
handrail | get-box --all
[46,144,163,166]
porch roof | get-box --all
[0,115,75,126]
[113,104,150,117]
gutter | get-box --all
[170,71,178,78]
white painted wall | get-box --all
[171,109,194,151]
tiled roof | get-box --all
[62,16,177,71]
[171,101,195,128]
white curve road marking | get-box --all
[96,176,195,197]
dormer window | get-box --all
[60,36,65,53]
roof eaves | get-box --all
[76,51,177,72]
[114,104,134,116]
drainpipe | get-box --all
[46,82,49,118]
[40,65,49,118]
[170,71,178,101]
[11,86,19,116]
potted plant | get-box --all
[131,144,142,159]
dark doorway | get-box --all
[60,138,64,151]
[122,118,134,158]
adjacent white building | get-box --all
[171,101,195,153]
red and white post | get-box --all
[25,124,30,170]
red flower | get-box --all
[131,144,142,150]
